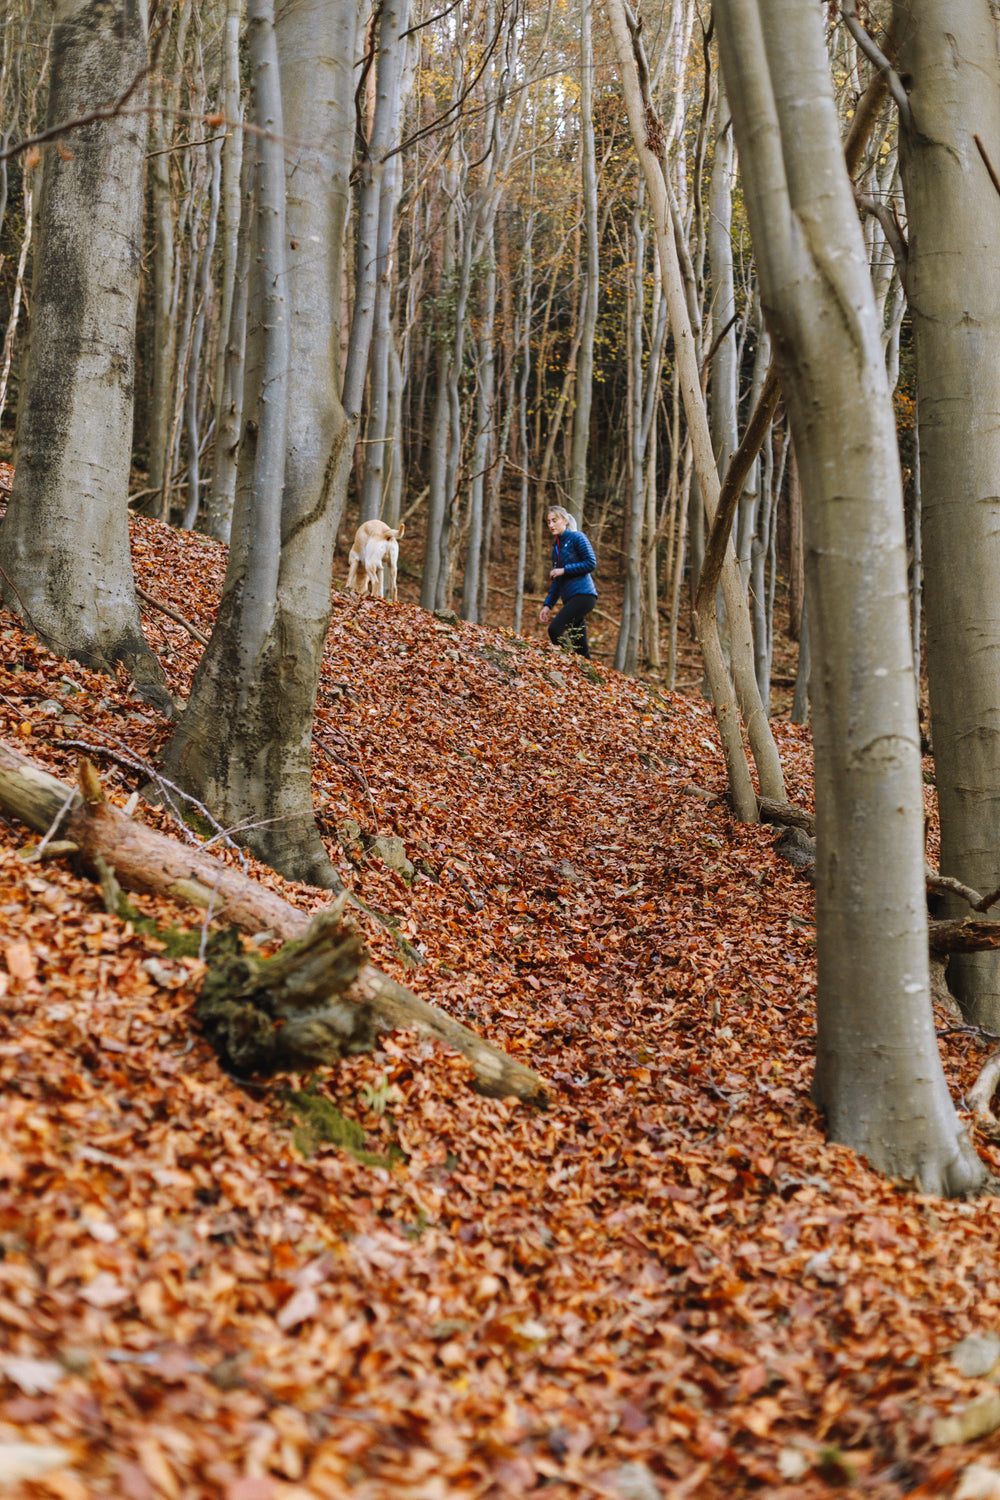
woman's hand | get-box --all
[550,567,565,579]
[539,606,551,624]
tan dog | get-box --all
[346,520,405,602]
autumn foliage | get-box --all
[0,498,999,1498]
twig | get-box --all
[0,16,166,167]
[937,1023,1000,1043]
[701,311,740,378]
[136,584,209,646]
[36,784,78,856]
[975,135,1000,201]
[314,733,378,828]
[146,131,228,159]
[854,188,908,279]
[0,562,39,638]
[926,868,1000,914]
[58,734,249,870]
[199,868,227,963]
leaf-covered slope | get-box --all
[0,507,997,1499]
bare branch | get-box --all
[841,0,912,131]
[854,188,908,281]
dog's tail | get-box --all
[395,522,405,540]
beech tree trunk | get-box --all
[716,0,986,1195]
[0,0,169,712]
[162,0,357,887]
[569,0,599,527]
[203,0,245,544]
[353,0,412,529]
[892,0,1000,1031]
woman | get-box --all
[539,506,598,658]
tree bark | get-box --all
[161,0,357,887]
[892,0,1000,1031]
[0,0,170,713]
[203,0,245,543]
[716,0,987,1195]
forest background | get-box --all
[4,0,1000,1494]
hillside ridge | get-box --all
[0,512,997,1498]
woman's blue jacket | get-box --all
[543,529,598,610]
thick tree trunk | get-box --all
[892,0,1000,1031]
[0,0,169,712]
[162,0,357,888]
[716,0,987,1195]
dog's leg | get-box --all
[386,541,398,603]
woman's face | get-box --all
[547,512,568,536]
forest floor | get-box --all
[0,473,999,1498]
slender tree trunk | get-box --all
[146,73,177,511]
[787,441,804,640]
[357,0,412,524]
[182,135,222,530]
[463,240,496,622]
[615,194,647,674]
[0,161,33,430]
[603,0,785,808]
[791,599,810,725]
[513,186,536,636]
[0,0,169,711]
[569,0,599,527]
[708,91,737,482]
[420,163,458,610]
[204,0,245,542]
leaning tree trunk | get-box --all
[892,0,1000,1031]
[603,0,785,812]
[716,0,987,1195]
[162,0,357,887]
[0,0,170,712]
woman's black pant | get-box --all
[548,594,597,658]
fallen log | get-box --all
[0,741,548,1105]
[928,918,1000,956]
[757,797,816,836]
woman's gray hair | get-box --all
[547,505,577,530]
